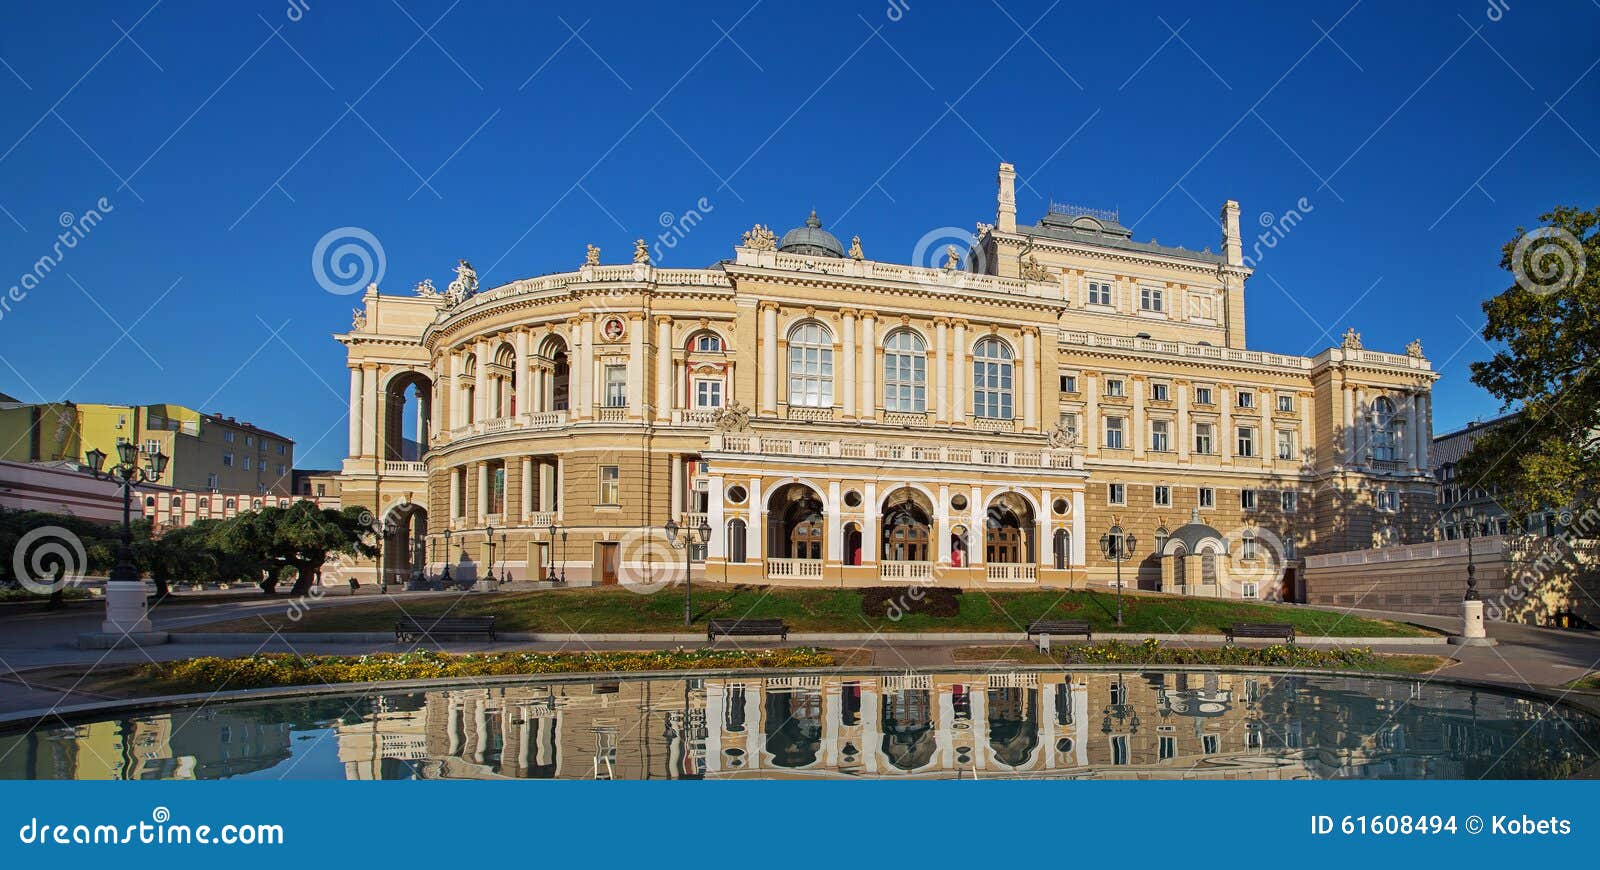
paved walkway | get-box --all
[1,595,1597,718]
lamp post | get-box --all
[441,529,453,587]
[559,525,568,585]
[1099,520,1138,628]
[482,523,497,589]
[500,532,508,583]
[84,443,168,636]
[1449,507,1494,646]
[1459,508,1480,601]
[665,517,713,627]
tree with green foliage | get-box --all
[0,508,119,608]
[1462,205,1600,522]
[209,502,374,595]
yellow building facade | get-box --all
[337,162,1436,594]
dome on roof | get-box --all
[778,210,845,258]
[1164,509,1229,555]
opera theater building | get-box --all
[336,162,1436,596]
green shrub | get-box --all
[1057,638,1381,669]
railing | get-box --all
[881,411,929,427]
[766,558,824,580]
[598,407,627,422]
[529,411,567,428]
[880,561,933,581]
[710,433,1081,470]
[786,405,835,422]
[972,416,1017,432]
[683,512,709,530]
[484,417,510,432]
[383,461,427,475]
[986,564,1037,582]
[529,512,557,528]
[682,409,719,425]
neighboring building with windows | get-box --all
[142,488,331,532]
[75,404,295,496]
[0,399,81,463]
[292,469,344,510]
[334,161,1437,593]
[1431,411,1560,539]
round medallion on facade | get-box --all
[726,485,748,505]
[601,316,627,342]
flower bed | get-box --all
[1057,638,1382,669]
[140,648,839,692]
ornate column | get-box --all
[859,310,877,420]
[348,366,364,457]
[448,467,461,521]
[968,484,984,567]
[538,460,554,513]
[1083,371,1099,457]
[579,317,596,419]
[1176,379,1190,462]
[936,483,952,565]
[861,482,878,565]
[476,462,489,521]
[1353,386,1368,468]
[1298,391,1313,466]
[627,313,646,419]
[362,363,380,457]
[1259,392,1272,466]
[514,330,531,418]
[707,474,726,559]
[1040,487,1054,569]
[1218,386,1232,461]
[760,302,778,413]
[654,316,673,423]
[1071,490,1086,569]
[747,476,763,561]
[840,309,857,419]
[826,481,842,564]
[1416,390,1431,471]
[1022,327,1038,431]
[473,339,490,423]
[1131,375,1146,459]
[1341,381,1356,466]
[669,454,684,520]
[933,318,949,424]
[521,457,533,520]
[952,319,968,425]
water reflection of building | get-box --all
[6,671,1594,780]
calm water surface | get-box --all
[3,670,1596,780]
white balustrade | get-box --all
[985,564,1037,583]
[383,461,427,475]
[766,558,824,579]
[879,561,933,581]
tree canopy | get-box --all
[1461,205,1600,521]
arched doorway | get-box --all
[383,503,428,586]
[384,370,433,462]
[985,493,1035,564]
[987,687,1040,768]
[490,342,517,418]
[881,689,937,771]
[880,488,933,563]
[766,483,825,561]
[843,522,862,566]
[764,689,822,769]
[536,334,571,413]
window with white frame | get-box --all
[1371,396,1399,461]
[1150,381,1169,401]
[1060,374,1077,393]
[1194,386,1213,405]
[1237,427,1255,458]
[1159,736,1175,760]
[1087,280,1113,306]
[1240,489,1257,510]
[1376,488,1399,512]
[243,456,252,470]
[1108,483,1126,505]
[1242,535,1258,560]
[1105,377,1125,397]
[245,435,254,447]
[883,329,927,412]
[1104,416,1125,449]
[972,337,1014,419]
[786,322,834,408]
[1282,490,1298,512]
[142,439,160,454]
[1236,390,1254,409]
[223,431,234,443]
[1139,287,1164,312]
[604,364,627,407]
[1276,429,1296,460]
[1203,734,1219,754]
[1111,735,1129,765]
[598,466,620,505]
[1198,487,1214,508]
[1150,420,1170,452]
[694,379,723,408]
[694,333,723,353]
[1059,412,1079,440]
[1154,485,1171,507]
[1277,393,1294,412]
[207,473,218,490]
[222,452,234,467]
[1194,422,1214,454]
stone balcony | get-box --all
[709,433,1082,471]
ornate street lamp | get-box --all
[441,529,453,586]
[500,531,508,583]
[84,443,168,635]
[1099,520,1138,628]
[665,517,714,627]
[1456,507,1479,601]
[483,523,497,587]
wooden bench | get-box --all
[1224,623,1295,643]
[707,618,790,642]
[1026,619,1093,641]
[395,615,497,643]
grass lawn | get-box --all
[953,645,1450,674]
[186,584,1437,638]
[1570,673,1600,692]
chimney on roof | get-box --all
[1220,199,1242,267]
[996,162,1017,234]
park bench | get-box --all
[1224,622,1296,643]
[1025,619,1093,640]
[707,618,790,642]
[395,615,497,643]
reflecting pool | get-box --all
[3,669,1597,780]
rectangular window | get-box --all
[1087,280,1112,306]
[1236,390,1254,409]
[1108,483,1126,505]
[604,365,627,408]
[1203,734,1219,754]
[1199,487,1214,508]
[1150,382,1169,402]
[245,435,253,447]
[222,452,234,467]
[223,431,234,443]
[1154,485,1171,507]
[1282,490,1298,513]
[598,466,620,506]
[1194,386,1213,405]
[1150,420,1169,452]
[1276,430,1295,460]
[1376,489,1399,512]
[142,439,160,454]
[695,334,722,352]
[1105,378,1125,398]
[1060,374,1077,393]
[489,463,506,514]
[1242,537,1258,560]
[694,380,723,408]
[1159,736,1175,760]
[276,442,286,454]
[1277,393,1294,412]
[1139,287,1164,312]
[243,456,251,470]
[1237,427,1255,458]
[207,473,218,490]
[1241,489,1257,510]
[1194,422,1214,455]
[316,483,326,497]
[1104,416,1124,449]
[1111,735,1129,765]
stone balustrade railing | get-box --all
[382,461,427,475]
[767,558,825,579]
[710,433,1081,470]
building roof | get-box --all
[1018,206,1225,265]
[778,210,845,258]
[1431,411,1520,468]
[1164,509,1230,554]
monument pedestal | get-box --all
[1448,598,1497,646]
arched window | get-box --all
[691,331,723,353]
[1371,396,1398,461]
[170,497,182,509]
[727,518,747,564]
[144,496,155,508]
[973,337,1014,419]
[786,322,834,408]
[225,498,236,510]
[198,498,209,510]
[883,329,927,413]
[1052,529,1070,570]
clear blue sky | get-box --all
[1,1,1596,469]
